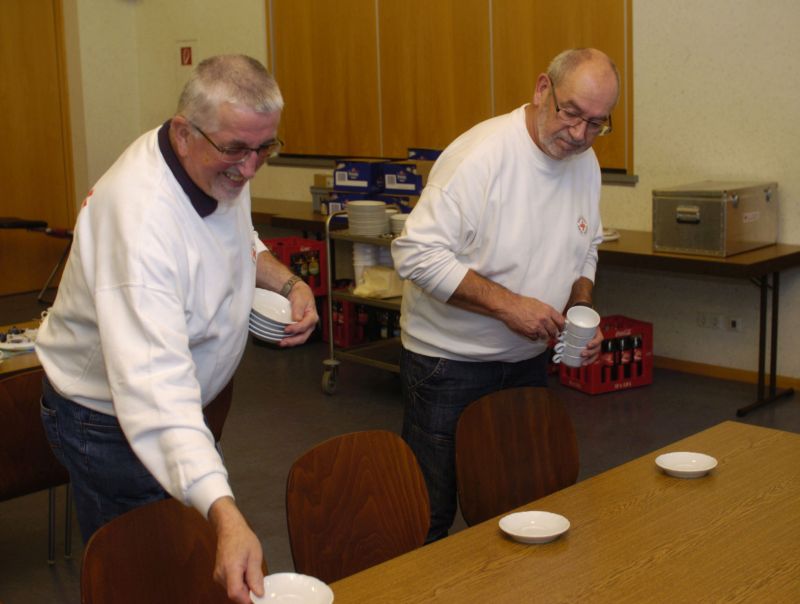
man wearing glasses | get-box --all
[37,55,317,603]
[392,48,618,542]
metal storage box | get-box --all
[652,181,777,257]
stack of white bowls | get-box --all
[347,200,389,236]
[352,243,378,285]
[250,288,294,344]
[390,213,409,235]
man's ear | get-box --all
[532,73,550,107]
[169,115,193,157]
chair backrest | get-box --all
[455,386,579,526]
[203,379,233,443]
[81,498,238,604]
[0,368,69,501]
[286,430,430,584]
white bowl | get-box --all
[252,289,293,324]
[499,511,570,544]
[251,573,333,603]
[656,451,718,478]
[249,318,288,338]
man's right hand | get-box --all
[208,496,264,603]
[448,269,564,341]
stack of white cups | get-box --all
[352,243,378,285]
[377,247,393,267]
[552,306,601,368]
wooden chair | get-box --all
[80,497,250,604]
[286,430,430,584]
[455,386,579,526]
[204,379,234,443]
[0,367,72,563]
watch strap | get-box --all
[279,275,302,297]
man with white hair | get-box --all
[37,55,316,602]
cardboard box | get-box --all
[314,173,334,189]
[383,159,434,195]
[408,147,442,161]
[333,158,388,192]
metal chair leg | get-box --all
[48,487,56,565]
[64,484,72,559]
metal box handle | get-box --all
[675,205,701,224]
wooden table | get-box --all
[330,421,800,602]
[599,230,800,415]
[0,320,41,378]
[251,197,326,235]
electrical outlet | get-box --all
[696,312,707,328]
[726,317,744,332]
[708,314,723,330]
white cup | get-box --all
[552,351,584,367]
[564,306,600,338]
[557,330,593,348]
[554,341,585,356]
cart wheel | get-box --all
[322,368,338,395]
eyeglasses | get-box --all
[548,77,613,137]
[191,123,284,163]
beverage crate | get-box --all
[559,315,653,395]
[262,237,328,296]
[322,293,401,347]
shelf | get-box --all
[329,230,396,247]
[334,338,401,374]
[332,290,402,312]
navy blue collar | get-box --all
[158,120,217,218]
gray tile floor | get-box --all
[1,292,798,603]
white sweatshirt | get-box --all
[36,124,266,517]
[391,105,603,362]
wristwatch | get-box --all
[279,275,302,297]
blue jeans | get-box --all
[40,375,170,542]
[400,347,549,542]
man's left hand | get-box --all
[580,327,603,365]
[281,281,319,347]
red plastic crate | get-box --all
[559,315,653,395]
[262,237,328,296]
[321,297,369,348]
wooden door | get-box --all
[0,0,75,296]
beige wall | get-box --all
[63,0,800,379]
[597,0,800,377]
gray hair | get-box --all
[177,55,284,130]
[547,48,620,101]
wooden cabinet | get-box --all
[267,0,632,173]
[378,0,491,157]
[492,0,632,172]
[269,0,381,156]
[0,0,75,295]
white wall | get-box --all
[64,0,800,379]
[597,0,800,378]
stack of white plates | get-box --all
[347,200,389,236]
[390,212,409,235]
[250,288,295,344]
